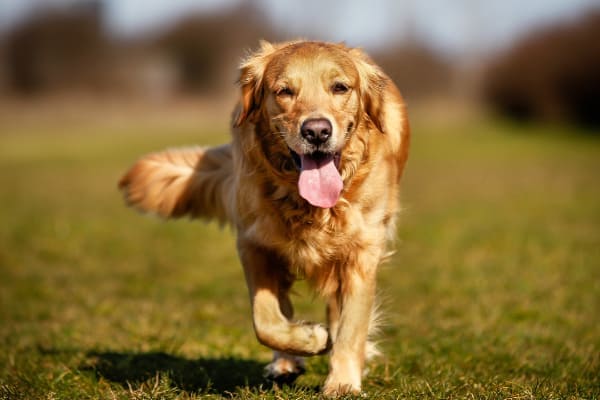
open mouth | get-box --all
[289,149,341,171]
[289,149,343,209]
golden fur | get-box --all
[119,40,410,396]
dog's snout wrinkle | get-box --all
[301,118,332,146]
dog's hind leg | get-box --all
[264,351,306,384]
[326,294,341,344]
[238,241,330,357]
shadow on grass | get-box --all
[83,351,269,395]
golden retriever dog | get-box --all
[119,40,410,396]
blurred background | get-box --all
[0,0,599,126]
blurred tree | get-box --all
[157,3,279,94]
[483,11,600,129]
[4,1,108,94]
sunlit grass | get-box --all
[0,103,598,399]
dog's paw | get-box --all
[264,351,305,384]
[303,322,331,355]
[322,379,362,398]
[322,357,363,397]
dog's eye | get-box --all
[332,82,350,94]
[276,87,294,97]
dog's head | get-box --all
[235,41,386,208]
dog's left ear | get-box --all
[350,48,387,133]
[234,41,277,127]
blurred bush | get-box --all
[373,42,453,102]
[483,11,600,128]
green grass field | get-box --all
[0,103,598,399]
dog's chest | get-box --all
[246,204,369,266]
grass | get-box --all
[0,101,598,399]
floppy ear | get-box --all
[234,41,276,127]
[350,48,387,133]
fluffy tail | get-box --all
[118,144,234,224]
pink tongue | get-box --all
[298,154,343,208]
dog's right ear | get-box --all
[234,41,277,127]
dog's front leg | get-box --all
[238,240,330,357]
[264,274,306,382]
[323,254,378,397]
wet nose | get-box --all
[301,118,332,145]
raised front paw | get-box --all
[299,322,331,355]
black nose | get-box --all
[301,118,332,145]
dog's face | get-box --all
[235,41,385,208]
[262,43,361,159]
